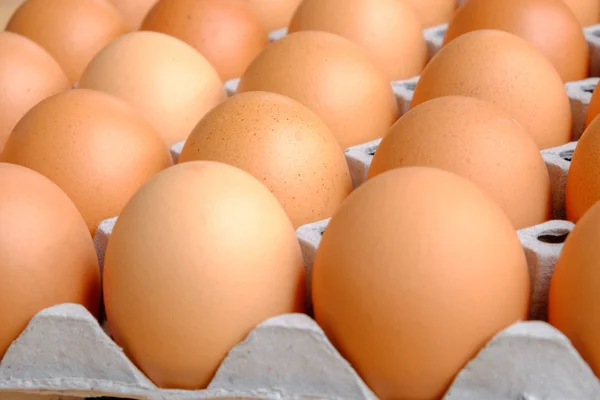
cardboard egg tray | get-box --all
[4,21,600,400]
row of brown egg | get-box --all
[1,0,600,400]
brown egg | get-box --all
[566,116,600,222]
[549,200,600,376]
[1,89,173,235]
[369,96,551,229]
[404,0,457,27]
[179,91,353,228]
[79,31,225,146]
[103,161,306,389]
[561,0,599,26]
[141,0,267,81]
[444,0,589,82]
[6,0,128,84]
[585,84,600,128]
[238,31,399,150]
[0,32,69,154]
[288,0,426,81]
[107,0,158,30]
[412,30,572,150]
[0,163,100,359]
[240,0,302,31]
[313,166,530,399]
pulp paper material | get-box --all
[268,27,288,42]
[443,321,600,400]
[423,23,448,59]
[541,141,578,220]
[0,305,373,400]
[566,77,599,139]
[584,25,600,77]
[518,220,575,321]
[169,141,184,164]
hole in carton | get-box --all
[403,82,417,91]
[435,29,447,38]
[319,227,326,236]
[593,29,600,38]
[367,145,378,156]
[559,150,573,162]
[583,85,596,94]
[537,229,569,244]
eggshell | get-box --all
[0,163,100,359]
[585,84,600,128]
[5,0,128,84]
[79,31,226,146]
[444,0,589,82]
[312,166,530,399]
[107,0,158,30]
[0,32,69,154]
[240,0,302,31]
[404,0,457,27]
[238,31,399,150]
[561,0,599,26]
[288,0,426,81]
[565,116,600,222]
[1,89,173,235]
[412,30,572,150]
[103,161,306,389]
[179,91,353,228]
[369,96,552,229]
[549,200,600,377]
[141,0,267,81]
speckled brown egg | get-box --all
[6,0,128,84]
[103,161,306,389]
[1,89,173,234]
[107,0,158,30]
[566,116,600,222]
[0,163,100,360]
[444,0,589,82]
[238,31,399,150]
[79,31,226,146]
[240,0,302,31]
[179,91,353,228]
[561,0,599,26]
[412,30,572,150]
[0,31,69,154]
[369,96,552,229]
[141,0,267,81]
[313,166,530,399]
[288,0,426,81]
[404,0,458,27]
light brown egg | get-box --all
[238,31,399,150]
[0,163,100,360]
[549,200,600,377]
[103,161,306,389]
[288,0,426,81]
[5,0,128,84]
[240,0,302,31]
[1,89,173,235]
[566,116,600,222]
[141,0,267,81]
[313,166,530,399]
[107,0,158,30]
[179,91,353,228]
[0,32,69,154]
[79,31,226,146]
[403,0,457,27]
[412,30,571,150]
[369,96,551,229]
[561,0,599,26]
[444,0,589,82]
[585,84,600,128]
